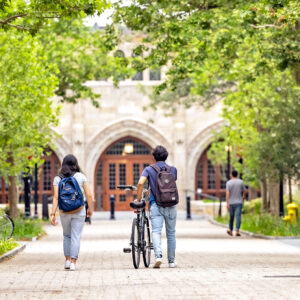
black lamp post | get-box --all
[22,168,32,218]
[33,163,38,218]
[226,146,231,181]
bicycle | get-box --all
[117,185,152,269]
[0,211,14,240]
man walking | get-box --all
[136,145,178,268]
[226,170,246,237]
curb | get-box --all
[0,243,26,263]
[208,217,300,240]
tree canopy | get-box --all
[37,19,131,107]
[112,0,300,213]
[0,0,109,33]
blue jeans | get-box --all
[150,202,177,263]
[229,203,243,231]
[60,207,85,259]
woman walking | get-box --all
[50,154,93,271]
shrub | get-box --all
[13,218,45,240]
[216,197,300,237]
[0,239,18,256]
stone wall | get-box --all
[52,79,223,209]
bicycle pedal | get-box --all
[123,248,131,253]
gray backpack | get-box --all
[151,164,179,207]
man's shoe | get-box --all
[153,258,162,268]
[169,262,177,268]
[64,260,71,270]
[70,263,76,271]
[226,230,233,236]
[236,231,241,237]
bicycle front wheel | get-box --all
[0,215,14,240]
[131,218,140,269]
[143,217,151,268]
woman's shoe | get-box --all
[70,263,76,271]
[64,260,71,269]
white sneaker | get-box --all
[169,262,177,268]
[64,260,71,269]
[70,263,76,271]
[153,257,162,268]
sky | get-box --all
[84,0,131,27]
[84,9,114,27]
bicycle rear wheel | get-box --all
[143,217,151,268]
[0,215,14,240]
[131,218,140,269]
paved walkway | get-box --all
[1,212,300,299]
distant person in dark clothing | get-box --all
[226,170,246,237]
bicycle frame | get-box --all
[118,185,152,268]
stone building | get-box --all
[0,38,227,211]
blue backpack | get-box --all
[58,175,84,212]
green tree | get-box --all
[112,0,300,215]
[0,0,109,33]
[0,30,60,218]
[37,19,132,107]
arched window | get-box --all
[150,68,161,81]
[195,147,228,200]
[114,50,125,58]
[0,150,60,204]
[131,52,143,81]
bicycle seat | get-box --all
[130,201,146,209]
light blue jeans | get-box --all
[60,207,85,259]
[150,202,177,263]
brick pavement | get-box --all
[1,213,300,299]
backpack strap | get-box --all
[151,164,170,172]
[150,164,161,173]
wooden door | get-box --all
[94,137,155,211]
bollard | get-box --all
[186,196,192,220]
[110,194,115,220]
[218,198,222,217]
[42,194,49,219]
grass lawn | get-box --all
[13,218,46,241]
[0,208,47,257]
[215,195,300,237]
[0,239,18,256]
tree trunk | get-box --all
[288,175,293,203]
[248,187,258,200]
[296,21,300,85]
[269,179,280,216]
[8,175,19,218]
[261,178,268,213]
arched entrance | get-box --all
[94,137,155,211]
[195,147,228,201]
[0,150,60,204]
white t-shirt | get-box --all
[53,172,88,190]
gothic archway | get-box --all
[94,136,155,211]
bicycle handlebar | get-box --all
[117,185,137,191]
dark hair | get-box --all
[232,170,238,178]
[59,154,81,177]
[152,145,168,162]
